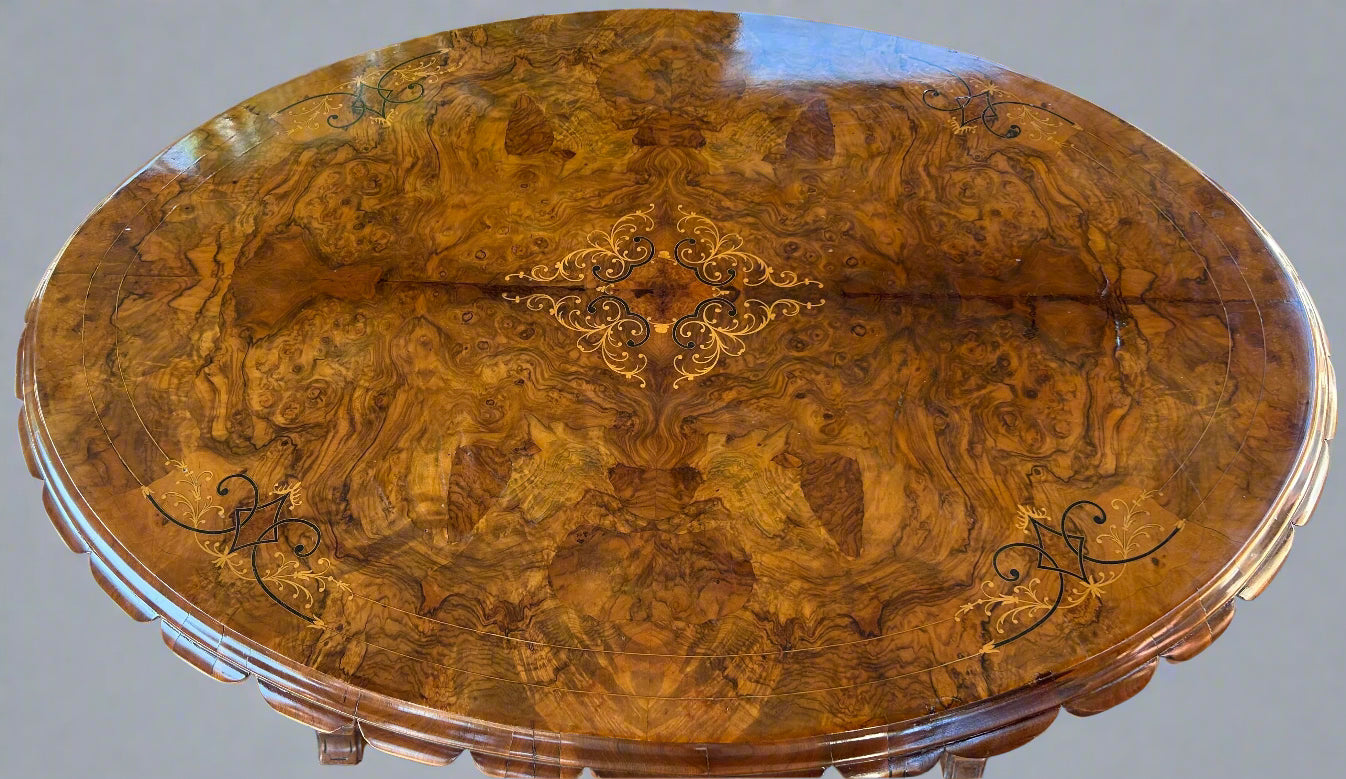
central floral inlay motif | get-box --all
[503,206,824,387]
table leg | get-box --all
[317,723,366,765]
[940,752,987,778]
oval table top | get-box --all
[18,9,1335,777]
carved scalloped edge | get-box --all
[1232,223,1335,603]
[257,679,352,733]
[1160,598,1236,663]
[17,219,1336,776]
[364,721,465,766]
[1062,659,1158,717]
[474,747,582,778]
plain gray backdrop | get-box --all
[2,1,1342,777]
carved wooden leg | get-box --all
[940,753,987,778]
[317,724,366,765]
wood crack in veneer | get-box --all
[17,9,1334,778]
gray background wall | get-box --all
[2,1,1341,777]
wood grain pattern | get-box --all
[16,9,1335,777]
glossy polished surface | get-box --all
[17,9,1334,776]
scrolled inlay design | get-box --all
[501,291,653,386]
[958,491,1184,649]
[914,57,1076,140]
[144,461,347,624]
[673,207,824,289]
[274,49,455,132]
[504,207,824,387]
[671,297,823,387]
[507,206,657,284]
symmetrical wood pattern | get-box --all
[17,10,1334,777]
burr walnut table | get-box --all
[17,10,1335,778]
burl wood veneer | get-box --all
[17,10,1334,778]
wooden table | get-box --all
[17,10,1334,778]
